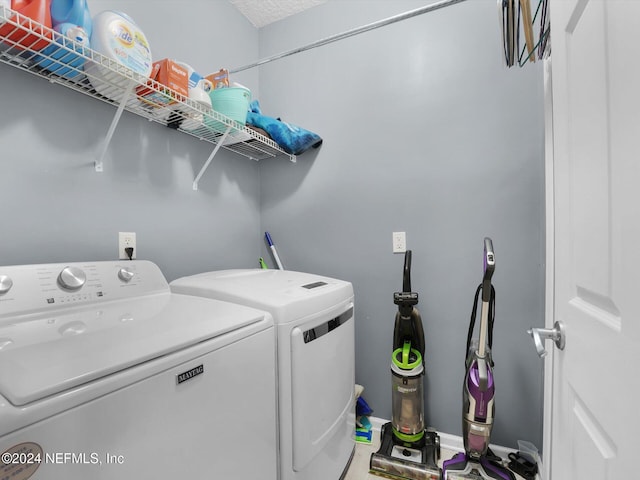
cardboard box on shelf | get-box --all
[137,59,189,107]
[206,68,230,90]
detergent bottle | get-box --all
[37,22,89,77]
[50,0,91,37]
[0,0,52,50]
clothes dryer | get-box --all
[0,261,277,480]
[170,269,355,480]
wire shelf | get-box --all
[0,6,295,188]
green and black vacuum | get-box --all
[370,250,441,480]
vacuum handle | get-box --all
[477,356,489,391]
[482,238,495,302]
[402,340,411,365]
[403,250,412,293]
[393,309,425,358]
[477,238,495,358]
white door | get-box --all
[546,0,640,478]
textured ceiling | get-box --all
[229,0,328,28]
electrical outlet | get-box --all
[392,231,406,253]
[119,232,136,260]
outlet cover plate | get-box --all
[393,231,406,253]
[119,232,136,260]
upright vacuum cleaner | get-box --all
[370,250,441,480]
[442,238,514,480]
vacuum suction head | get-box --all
[370,453,441,480]
[370,423,441,480]
[443,453,515,480]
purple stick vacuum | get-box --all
[442,238,514,480]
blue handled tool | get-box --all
[265,232,284,270]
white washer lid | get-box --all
[170,269,353,324]
[0,293,268,406]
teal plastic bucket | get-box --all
[206,86,251,133]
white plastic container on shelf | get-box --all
[84,10,152,103]
[0,0,10,27]
[175,62,212,108]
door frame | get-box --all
[541,56,554,480]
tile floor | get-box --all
[343,432,527,480]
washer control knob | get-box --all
[58,266,86,291]
[0,275,13,295]
[118,268,134,283]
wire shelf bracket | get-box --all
[193,125,232,191]
[95,81,134,172]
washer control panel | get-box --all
[0,275,13,295]
[58,266,87,291]
[0,261,169,319]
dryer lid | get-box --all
[0,293,268,406]
[170,269,354,324]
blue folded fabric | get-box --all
[356,396,373,417]
[246,100,322,156]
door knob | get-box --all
[527,321,565,358]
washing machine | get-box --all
[170,269,355,480]
[0,260,277,480]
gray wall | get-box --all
[0,0,545,452]
[257,0,545,449]
[0,0,263,280]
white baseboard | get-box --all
[368,417,514,455]
[367,415,387,432]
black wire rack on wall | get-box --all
[500,0,550,67]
